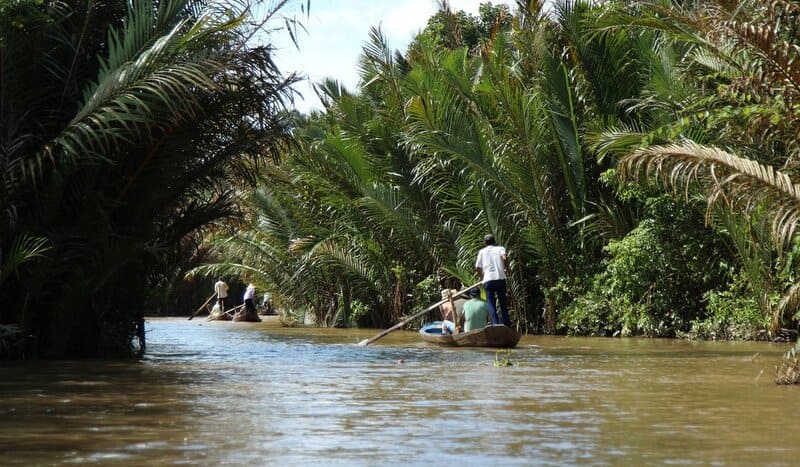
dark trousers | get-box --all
[245,298,256,315]
[485,279,511,326]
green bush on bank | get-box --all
[558,196,731,337]
[684,272,772,340]
[686,291,765,340]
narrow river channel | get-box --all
[1,317,798,465]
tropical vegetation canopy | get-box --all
[199,0,800,341]
[0,0,299,357]
[3,0,800,358]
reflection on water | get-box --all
[1,317,798,465]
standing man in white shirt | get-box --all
[214,278,229,310]
[474,234,511,326]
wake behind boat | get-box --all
[419,321,520,348]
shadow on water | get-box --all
[1,317,798,466]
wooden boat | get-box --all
[419,321,520,348]
[206,303,232,321]
[232,308,261,322]
[207,312,232,321]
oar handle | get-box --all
[357,282,481,346]
[188,293,216,320]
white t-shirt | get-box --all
[214,281,228,298]
[475,245,507,282]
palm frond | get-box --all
[620,141,800,250]
[0,234,51,285]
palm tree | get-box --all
[0,0,299,357]
[620,142,800,331]
[614,0,800,333]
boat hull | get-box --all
[419,321,520,348]
[232,309,261,322]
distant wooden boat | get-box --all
[419,321,520,348]
[258,305,277,316]
[207,303,232,321]
[232,308,261,322]
[207,312,232,321]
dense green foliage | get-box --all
[0,0,298,357]
[410,1,513,51]
[201,0,800,339]
[6,0,800,358]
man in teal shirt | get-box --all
[461,287,490,332]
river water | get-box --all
[0,317,798,466]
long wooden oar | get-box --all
[189,294,216,320]
[357,282,480,346]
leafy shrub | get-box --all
[684,272,769,340]
[413,275,441,308]
[558,290,620,336]
[559,195,731,336]
[347,299,370,325]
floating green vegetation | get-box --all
[494,349,515,367]
[775,344,800,385]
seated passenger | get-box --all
[261,292,273,315]
[461,287,490,332]
[441,320,456,335]
[440,288,467,334]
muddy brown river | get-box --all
[1,317,798,465]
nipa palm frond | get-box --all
[620,141,800,251]
[0,233,51,286]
